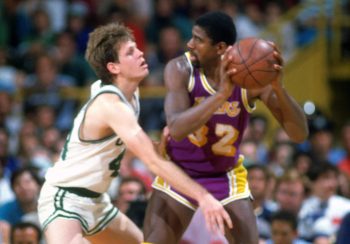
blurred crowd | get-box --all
[1,0,350,244]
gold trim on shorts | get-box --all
[152,155,251,209]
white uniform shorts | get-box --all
[38,182,119,236]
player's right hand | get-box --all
[198,193,233,235]
[218,46,237,98]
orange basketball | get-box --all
[228,37,280,89]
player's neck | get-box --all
[201,60,220,80]
[202,65,220,90]
[113,77,139,102]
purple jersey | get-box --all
[167,52,255,177]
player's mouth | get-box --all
[140,59,148,69]
[189,52,199,66]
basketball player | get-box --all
[143,11,308,244]
[37,22,233,244]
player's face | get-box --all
[271,220,297,244]
[187,26,220,67]
[116,40,149,81]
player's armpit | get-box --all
[97,94,142,142]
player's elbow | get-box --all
[291,128,309,143]
[168,128,186,142]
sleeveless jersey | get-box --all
[45,80,140,193]
[166,52,255,177]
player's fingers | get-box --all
[268,41,281,53]
[222,209,233,229]
[221,46,233,64]
[227,68,237,76]
[273,51,284,65]
[215,215,225,235]
[273,64,282,71]
[225,45,233,54]
[205,213,215,233]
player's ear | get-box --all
[107,62,120,75]
[216,42,228,55]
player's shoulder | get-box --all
[93,91,123,110]
[165,54,191,75]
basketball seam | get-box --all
[236,39,276,87]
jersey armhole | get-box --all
[184,52,195,92]
[78,91,121,143]
[241,88,256,113]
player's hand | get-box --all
[198,193,233,235]
[267,41,284,88]
[217,46,237,98]
[153,126,170,157]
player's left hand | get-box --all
[198,193,233,235]
[153,126,170,157]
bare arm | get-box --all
[247,49,309,143]
[164,51,235,141]
[98,94,233,233]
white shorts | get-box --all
[38,182,119,236]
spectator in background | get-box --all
[146,24,185,86]
[338,121,350,177]
[291,151,313,175]
[145,0,192,45]
[114,177,147,213]
[113,177,148,229]
[268,142,296,177]
[0,128,15,206]
[247,164,277,240]
[245,114,269,163]
[0,127,20,181]
[65,1,92,55]
[235,2,265,40]
[18,8,56,73]
[336,211,350,244]
[275,169,308,215]
[298,162,350,243]
[10,221,42,244]
[53,31,96,87]
[306,114,345,165]
[272,127,292,147]
[337,121,350,198]
[240,139,259,166]
[0,70,23,154]
[266,210,310,244]
[23,54,76,132]
[264,1,297,61]
[140,24,185,134]
[0,168,42,243]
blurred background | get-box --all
[0,0,350,244]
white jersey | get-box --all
[45,80,140,193]
[298,195,350,241]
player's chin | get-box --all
[137,69,149,80]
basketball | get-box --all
[228,37,280,89]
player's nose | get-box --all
[187,38,194,49]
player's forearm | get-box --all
[126,131,208,202]
[167,92,227,141]
[273,87,309,142]
[148,156,209,201]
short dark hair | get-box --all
[271,210,298,231]
[307,161,338,182]
[11,222,42,244]
[119,176,147,195]
[246,164,270,181]
[195,11,236,45]
[10,167,42,190]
